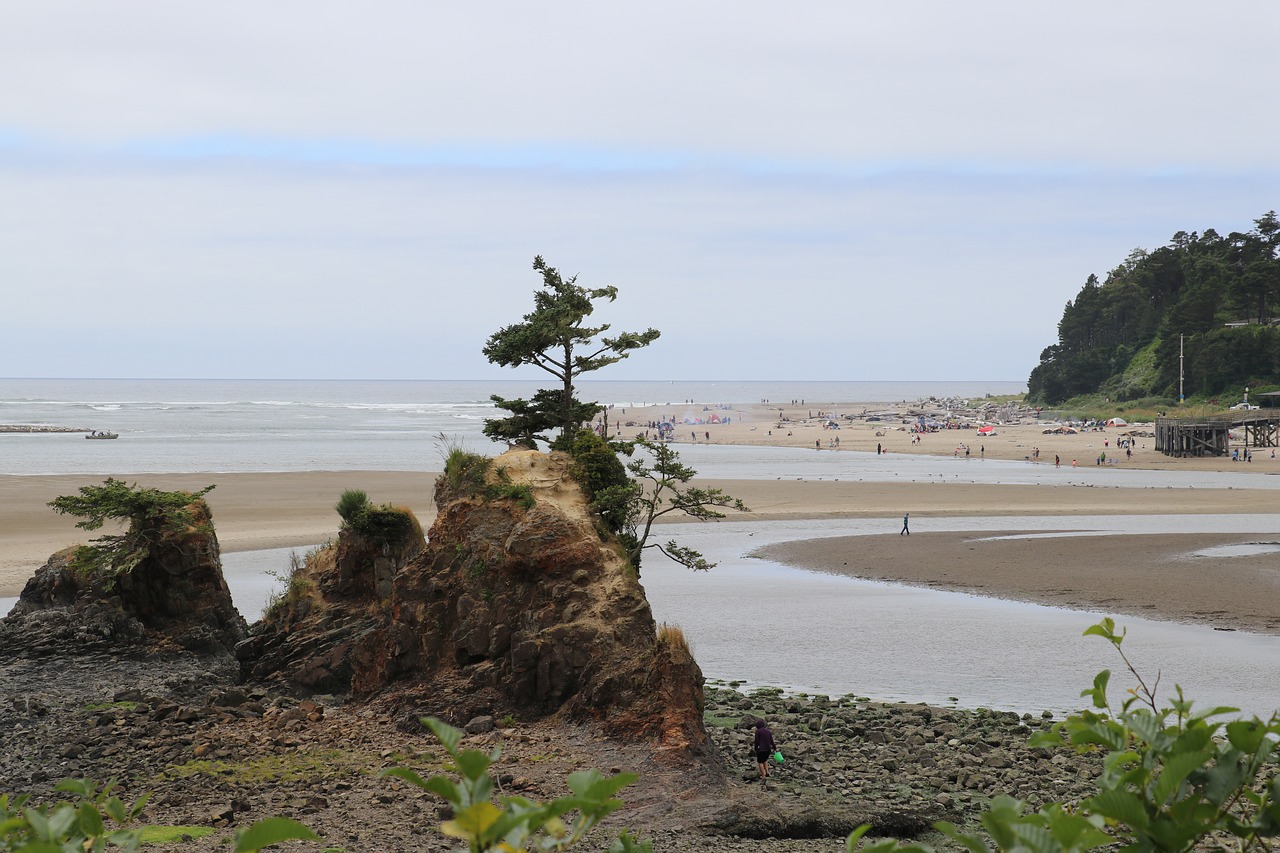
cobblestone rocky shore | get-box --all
[0,649,1105,852]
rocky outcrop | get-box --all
[237,516,424,694]
[240,449,709,756]
[1,499,247,657]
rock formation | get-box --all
[237,508,425,694]
[1,497,247,657]
[239,448,710,756]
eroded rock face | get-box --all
[241,450,709,756]
[238,523,424,694]
[1,501,247,657]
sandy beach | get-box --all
[5,403,1278,634]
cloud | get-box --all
[1,1,1277,380]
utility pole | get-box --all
[1179,334,1184,405]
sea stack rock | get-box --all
[244,448,710,756]
[1,497,247,657]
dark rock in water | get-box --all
[1,498,247,657]
[240,449,710,758]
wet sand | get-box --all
[757,531,1280,636]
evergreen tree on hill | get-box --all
[1028,212,1280,405]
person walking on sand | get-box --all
[901,513,910,535]
[753,719,776,783]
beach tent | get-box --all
[976,425,996,436]
[1106,417,1128,427]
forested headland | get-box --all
[1028,211,1280,407]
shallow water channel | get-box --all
[644,514,1280,718]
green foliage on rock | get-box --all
[381,717,651,852]
[562,429,636,534]
[333,490,422,545]
[334,488,370,524]
[1029,212,1280,404]
[444,447,493,492]
[46,479,215,578]
[849,619,1280,853]
[556,430,748,573]
[615,439,749,572]
[440,449,536,510]
[482,255,659,445]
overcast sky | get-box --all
[2,1,1277,383]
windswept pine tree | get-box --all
[1028,212,1280,405]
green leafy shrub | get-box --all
[349,503,422,543]
[381,717,651,852]
[849,618,1280,853]
[0,778,316,852]
[562,429,635,534]
[332,491,422,545]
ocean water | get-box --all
[0,377,1024,475]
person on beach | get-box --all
[753,719,776,782]
[901,513,910,535]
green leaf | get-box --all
[1040,806,1112,851]
[441,801,503,843]
[1005,821,1057,853]
[380,767,461,803]
[52,779,95,798]
[231,817,321,852]
[1085,789,1150,831]
[1191,705,1240,722]
[101,796,127,824]
[1027,729,1062,749]
[565,769,638,802]
[1226,718,1267,754]
[77,801,106,837]
[1083,618,1122,646]
[1124,711,1171,747]
[1151,748,1210,806]
[423,717,463,755]
[846,824,873,851]
[454,748,493,781]
[1082,669,1111,709]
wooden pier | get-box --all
[1156,412,1280,457]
